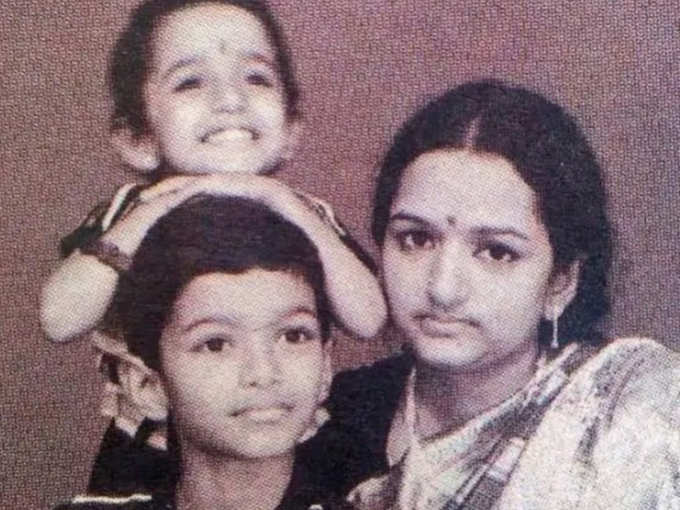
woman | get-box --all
[56,196,353,509]
[318,80,679,509]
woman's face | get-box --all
[158,269,330,460]
[382,149,559,373]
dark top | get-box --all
[61,426,359,509]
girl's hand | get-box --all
[136,175,198,202]
[101,176,202,256]
[180,174,320,227]
[100,174,303,259]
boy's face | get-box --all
[143,4,297,175]
[159,269,330,460]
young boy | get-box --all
[55,196,354,509]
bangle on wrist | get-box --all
[80,239,132,273]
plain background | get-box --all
[2,1,678,507]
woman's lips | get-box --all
[417,315,478,337]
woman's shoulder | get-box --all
[53,493,162,510]
[584,337,679,386]
[573,337,680,428]
[328,352,413,418]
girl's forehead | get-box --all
[152,4,274,65]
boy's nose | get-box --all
[239,345,282,388]
[426,243,471,310]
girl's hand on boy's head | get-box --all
[184,174,311,218]
[181,174,340,240]
[101,176,205,256]
[137,175,199,202]
[183,173,286,200]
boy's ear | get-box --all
[544,258,582,320]
[118,360,168,421]
[281,120,303,162]
[111,128,161,173]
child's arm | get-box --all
[40,178,198,342]
[182,175,388,339]
[40,250,120,342]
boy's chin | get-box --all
[221,434,299,461]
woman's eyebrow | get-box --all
[472,226,530,241]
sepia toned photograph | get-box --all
[2,0,679,508]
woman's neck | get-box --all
[176,446,294,510]
[413,340,540,438]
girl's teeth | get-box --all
[206,129,252,144]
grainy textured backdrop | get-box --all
[1,1,678,507]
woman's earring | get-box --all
[551,304,560,350]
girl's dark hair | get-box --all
[112,196,331,371]
[372,80,612,346]
[109,0,300,137]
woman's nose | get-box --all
[426,244,470,310]
[239,344,282,388]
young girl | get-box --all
[40,0,385,495]
[54,196,355,510]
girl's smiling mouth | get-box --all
[201,127,257,145]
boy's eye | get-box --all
[477,243,519,263]
[174,77,202,92]
[199,337,231,353]
[395,230,435,253]
[280,328,316,345]
[246,72,273,87]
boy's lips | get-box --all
[232,405,292,423]
[201,127,257,144]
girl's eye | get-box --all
[477,243,519,263]
[199,337,231,353]
[174,77,202,92]
[246,72,273,87]
[395,230,435,252]
[280,328,316,345]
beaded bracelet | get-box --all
[80,239,133,273]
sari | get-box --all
[349,338,680,509]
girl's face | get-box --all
[382,150,562,373]
[143,3,296,175]
[159,269,330,460]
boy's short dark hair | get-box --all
[109,0,300,137]
[372,80,613,346]
[113,196,331,372]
